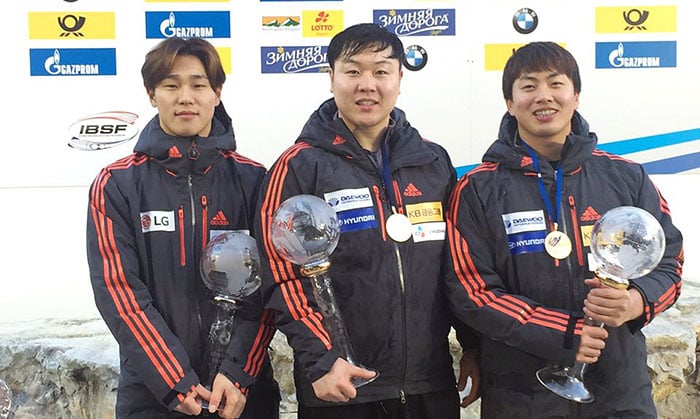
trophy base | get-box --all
[536,365,595,403]
[351,367,379,388]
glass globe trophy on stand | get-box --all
[271,194,378,387]
[199,231,262,410]
[0,379,10,419]
[536,206,665,403]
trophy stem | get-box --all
[309,271,378,388]
[201,297,238,414]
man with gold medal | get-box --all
[443,42,683,418]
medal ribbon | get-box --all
[522,141,563,229]
[380,136,400,213]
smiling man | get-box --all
[255,23,480,419]
[86,37,279,419]
[444,41,684,418]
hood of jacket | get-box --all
[134,102,236,176]
[296,98,439,173]
[483,110,598,175]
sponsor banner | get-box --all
[336,207,377,233]
[140,211,175,233]
[262,16,301,30]
[485,43,566,71]
[374,9,456,36]
[507,230,546,256]
[596,41,677,69]
[324,187,373,212]
[29,48,117,76]
[147,0,229,2]
[28,12,116,39]
[405,202,443,224]
[595,6,676,33]
[67,111,139,151]
[145,11,230,39]
[412,222,445,243]
[261,46,328,73]
[302,10,343,37]
[216,46,231,74]
[502,210,546,235]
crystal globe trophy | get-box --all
[271,194,378,387]
[0,379,10,419]
[537,206,665,403]
[199,231,262,408]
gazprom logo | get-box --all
[145,11,230,39]
[373,9,456,36]
[596,41,676,69]
[261,46,329,73]
[29,48,116,76]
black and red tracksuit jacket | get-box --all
[86,104,274,416]
[445,111,684,418]
[255,98,478,407]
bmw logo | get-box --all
[403,45,428,71]
[513,8,538,34]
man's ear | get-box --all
[148,90,157,107]
[506,99,514,116]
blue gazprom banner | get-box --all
[29,48,117,76]
[145,11,230,39]
[595,41,677,69]
[373,9,456,36]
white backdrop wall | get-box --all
[1,0,698,321]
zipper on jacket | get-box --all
[187,175,197,263]
[568,195,584,266]
[178,206,186,267]
[372,185,387,241]
[201,195,208,250]
[394,241,409,404]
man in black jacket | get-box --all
[444,41,684,418]
[86,37,279,419]
[255,23,480,419]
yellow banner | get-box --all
[595,6,676,33]
[146,0,229,2]
[215,47,231,75]
[302,10,344,38]
[28,12,115,39]
[484,42,567,71]
[405,202,444,224]
[580,225,594,248]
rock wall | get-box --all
[1,280,698,419]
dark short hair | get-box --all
[327,23,404,69]
[502,42,581,100]
[141,37,226,94]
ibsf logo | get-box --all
[58,14,86,37]
[67,111,140,151]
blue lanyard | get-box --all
[379,139,399,210]
[522,141,563,228]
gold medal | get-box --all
[544,229,572,259]
[386,213,413,242]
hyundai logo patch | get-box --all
[513,8,538,34]
[404,45,427,71]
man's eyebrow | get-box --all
[162,74,209,80]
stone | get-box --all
[1,279,699,418]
